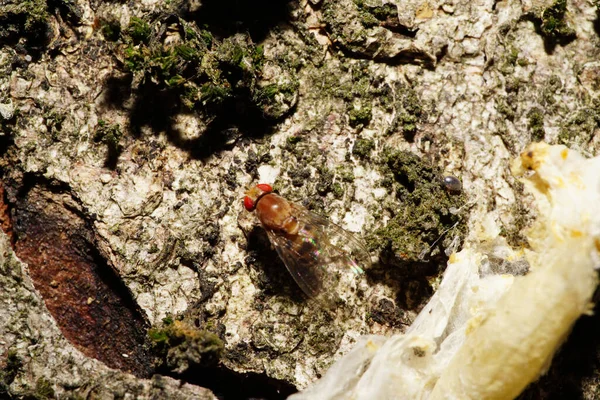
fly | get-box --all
[243,184,369,304]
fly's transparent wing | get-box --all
[293,205,371,276]
[265,228,325,298]
[263,203,370,305]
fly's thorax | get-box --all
[255,193,296,232]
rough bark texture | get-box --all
[1,0,600,398]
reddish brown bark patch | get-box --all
[8,184,153,378]
[0,183,13,243]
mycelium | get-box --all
[290,142,600,400]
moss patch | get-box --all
[527,107,545,141]
[149,319,224,373]
[529,0,576,52]
[540,0,575,40]
[352,138,375,159]
[557,107,600,148]
[34,377,55,399]
[0,0,50,49]
[93,120,123,168]
[0,349,22,396]
[367,150,466,269]
[348,104,373,128]
[386,86,423,142]
[107,14,298,150]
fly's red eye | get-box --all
[256,183,273,193]
[243,196,255,211]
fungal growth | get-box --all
[243,184,370,305]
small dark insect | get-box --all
[243,184,369,304]
[442,175,462,193]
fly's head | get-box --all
[243,183,273,212]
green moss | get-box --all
[149,320,224,373]
[199,83,232,107]
[116,18,293,123]
[496,98,515,121]
[353,0,399,28]
[175,43,203,62]
[94,121,122,151]
[370,3,398,21]
[199,30,213,47]
[44,110,66,140]
[128,16,151,44]
[499,45,520,74]
[122,46,146,72]
[253,81,300,119]
[0,349,22,396]
[540,0,575,39]
[34,377,55,399]
[149,328,169,343]
[348,104,372,127]
[505,77,521,93]
[331,182,344,198]
[367,150,465,266]
[386,86,423,141]
[401,87,422,116]
[166,74,185,87]
[288,167,311,187]
[337,166,355,183]
[322,1,372,56]
[316,168,335,195]
[0,0,50,46]
[352,138,375,158]
[358,11,379,28]
[557,109,598,147]
[217,35,263,74]
[286,135,302,146]
[398,112,418,136]
[305,312,344,354]
[507,45,519,64]
[527,107,545,141]
[100,20,121,42]
[251,44,265,69]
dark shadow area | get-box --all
[180,0,296,41]
[0,15,51,60]
[0,131,15,160]
[534,24,576,54]
[174,365,298,400]
[366,256,438,311]
[382,24,418,38]
[96,9,302,169]
[48,0,85,27]
[0,0,84,60]
[594,7,600,38]
[436,44,448,63]
[517,283,600,400]
[244,226,306,302]
[385,49,436,70]
[100,73,284,168]
[522,6,576,55]
[334,44,436,69]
